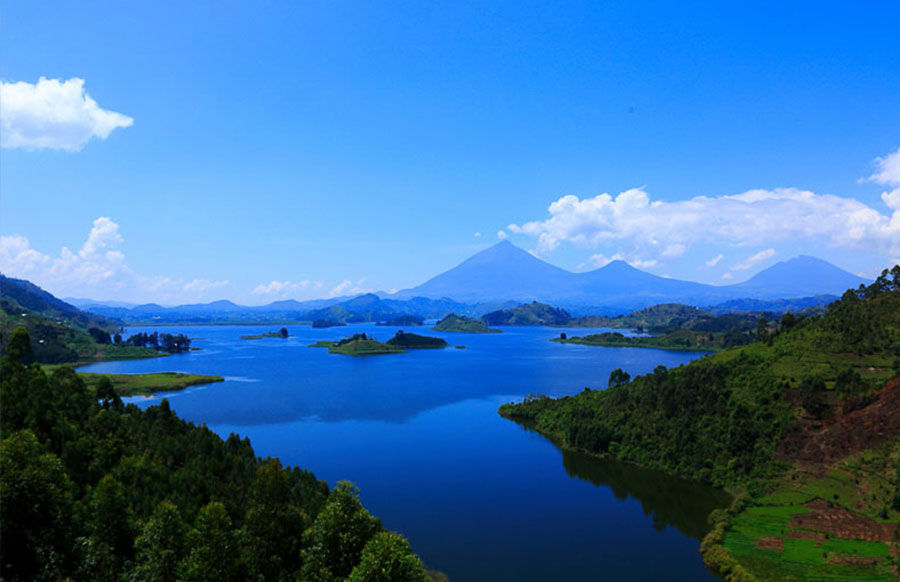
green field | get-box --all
[77,371,225,396]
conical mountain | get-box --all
[726,255,868,298]
[395,241,579,301]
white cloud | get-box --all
[0,77,133,151]
[329,278,368,298]
[705,253,724,268]
[577,252,657,271]
[730,248,775,271]
[252,279,324,298]
[473,232,482,238]
[867,147,900,186]
[721,272,734,280]
[496,230,509,240]
[0,218,227,303]
[507,158,900,263]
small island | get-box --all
[385,330,449,349]
[375,314,425,326]
[432,313,501,333]
[241,327,290,340]
[311,319,346,329]
[309,333,406,355]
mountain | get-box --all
[1,274,116,331]
[726,255,869,298]
[393,242,872,309]
[394,241,579,302]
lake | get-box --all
[79,323,730,581]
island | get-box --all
[311,319,346,329]
[385,330,449,349]
[375,314,425,326]
[481,301,571,326]
[432,313,501,333]
[241,327,290,340]
[309,333,406,355]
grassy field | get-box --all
[78,371,225,396]
[711,438,900,581]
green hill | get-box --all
[481,301,571,326]
[432,313,500,333]
[500,267,900,581]
[386,331,449,349]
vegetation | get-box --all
[482,301,571,326]
[432,313,500,333]
[312,319,346,329]
[124,331,193,353]
[501,267,900,581]
[376,314,425,327]
[77,372,225,397]
[553,329,750,351]
[0,328,436,582]
[310,333,407,356]
[386,330,449,349]
[241,328,290,340]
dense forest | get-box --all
[501,268,900,487]
[0,328,438,582]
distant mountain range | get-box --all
[13,242,872,323]
[393,241,869,309]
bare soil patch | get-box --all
[789,499,898,543]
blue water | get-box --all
[79,324,727,581]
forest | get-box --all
[0,328,438,582]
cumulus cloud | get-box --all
[0,77,133,151]
[252,280,325,298]
[496,230,509,240]
[0,218,227,303]
[507,152,900,265]
[730,248,776,271]
[329,279,368,298]
[473,232,482,238]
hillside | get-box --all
[0,330,437,582]
[1,274,116,332]
[500,267,900,581]
[482,301,572,326]
[432,314,500,333]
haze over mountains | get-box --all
[39,241,872,321]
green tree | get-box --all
[181,502,245,582]
[348,531,429,582]
[90,474,134,560]
[0,430,74,582]
[608,368,631,388]
[302,481,383,582]
[132,501,186,582]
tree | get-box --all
[89,475,134,560]
[302,481,383,581]
[756,316,768,342]
[0,430,74,582]
[348,532,429,582]
[608,368,631,388]
[280,327,289,338]
[181,502,245,582]
[96,376,123,411]
[132,501,186,582]
[5,326,33,364]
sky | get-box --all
[1,1,898,305]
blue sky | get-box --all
[1,1,898,304]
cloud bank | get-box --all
[508,150,900,267]
[0,77,133,151]
[0,218,227,303]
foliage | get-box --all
[386,330,449,349]
[481,301,571,326]
[432,313,500,333]
[348,532,431,582]
[0,330,431,581]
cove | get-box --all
[79,323,729,581]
